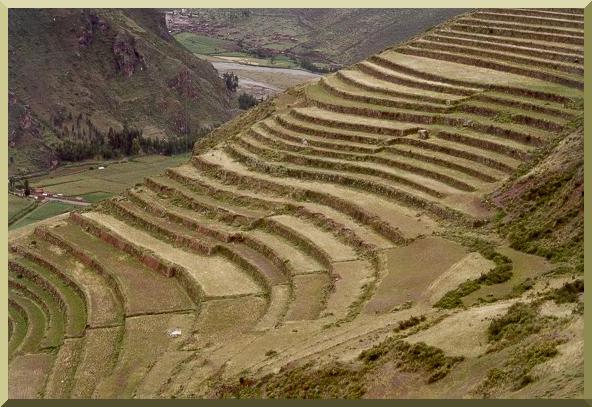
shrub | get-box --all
[546,279,583,304]
[434,279,480,309]
[238,93,259,110]
[394,315,426,332]
[487,302,542,343]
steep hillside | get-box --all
[491,128,583,267]
[8,8,584,399]
[168,8,467,67]
[8,9,234,175]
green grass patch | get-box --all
[174,32,236,55]
[8,195,37,224]
[31,154,190,197]
[9,202,78,230]
[80,191,114,203]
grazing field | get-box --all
[30,154,190,198]
[8,9,584,399]
[8,195,37,224]
[9,202,77,230]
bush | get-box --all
[546,279,583,304]
[238,93,259,110]
[487,302,542,343]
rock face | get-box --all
[113,31,146,77]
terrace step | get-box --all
[47,221,195,316]
[250,122,487,191]
[325,260,375,321]
[326,70,570,133]
[243,129,475,195]
[254,285,291,331]
[505,8,584,21]
[410,38,583,76]
[470,11,584,30]
[278,113,393,145]
[426,32,583,64]
[246,229,325,275]
[44,337,84,398]
[93,313,195,398]
[196,149,439,238]
[374,51,582,102]
[304,84,546,149]
[128,187,242,242]
[269,215,358,263]
[9,275,64,349]
[265,121,381,155]
[8,353,55,399]
[17,237,122,329]
[358,60,481,96]
[470,91,579,121]
[239,133,448,197]
[337,69,466,104]
[110,194,289,293]
[76,211,264,299]
[320,75,452,113]
[144,175,270,227]
[69,326,123,398]
[449,22,583,47]
[290,106,420,137]
[8,301,28,358]
[384,142,508,182]
[8,292,47,353]
[168,164,395,251]
[436,28,583,56]
[456,17,583,38]
[285,274,331,321]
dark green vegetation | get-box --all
[545,280,584,304]
[168,9,466,68]
[9,9,234,175]
[487,302,546,344]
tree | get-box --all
[131,138,141,156]
[223,72,239,92]
[24,179,30,196]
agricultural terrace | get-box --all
[8,9,584,399]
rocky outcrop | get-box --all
[113,31,146,77]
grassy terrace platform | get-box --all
[8,8,584,399]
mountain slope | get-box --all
[8,9,234,175]
[167,8,468,66]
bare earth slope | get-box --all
[7,8,584,399]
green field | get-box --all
[30,154,191,198]
[8,195,37,224]
[174,32,237,55]
[175,32,299,69]
[9,201,77,230]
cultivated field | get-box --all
[8,9,584,399]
